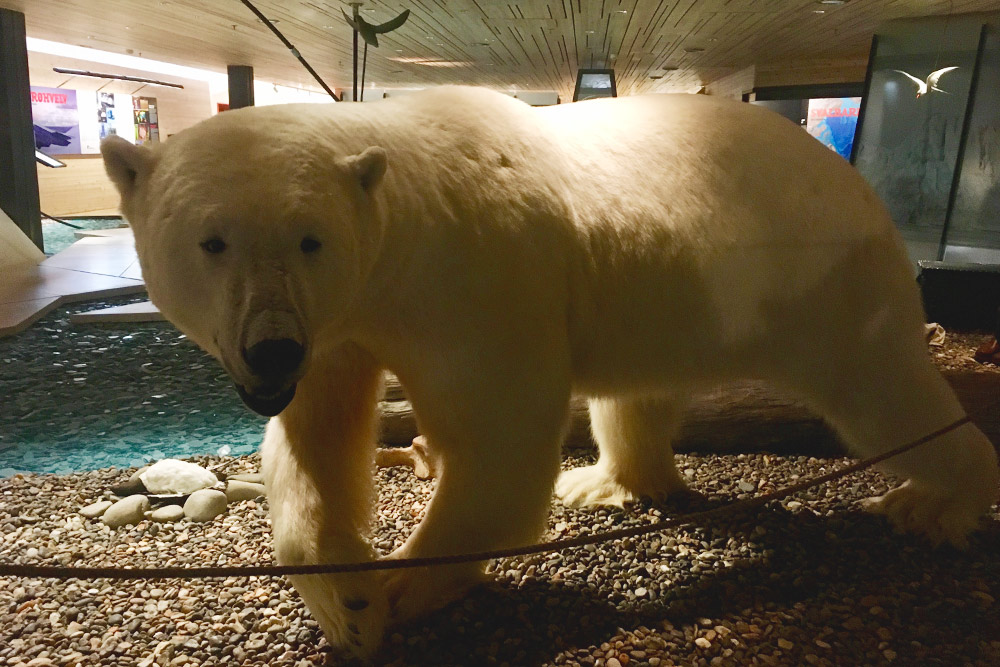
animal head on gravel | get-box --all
[101,108,388,417]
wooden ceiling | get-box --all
[3,0,998,101]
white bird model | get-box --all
[892,66,959,98]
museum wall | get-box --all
[28,50,214,216]
[704,66,755,99]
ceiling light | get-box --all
[817,0,846,4]
[814,9,826,13]
[27,38,228,85]
[684,47,704,53]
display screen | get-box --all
[574,69,617,102]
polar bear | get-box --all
[101,86,998,657]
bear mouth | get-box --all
[235,383,297,417]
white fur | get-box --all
[101,87,999,658]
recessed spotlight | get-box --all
[814,9,826,13]
[818,0,846,4]
[585,30,595,34]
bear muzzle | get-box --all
[235,338,306,416]
[235,382,298,417]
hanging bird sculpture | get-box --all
[892,66,959,98]
[341,6,410,48]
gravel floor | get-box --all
[1,450,999,666]
[1,295,999,666]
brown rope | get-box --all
[0,415,972,580]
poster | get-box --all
[30,86,81,155]
[97,92,116,140]
[806,97,862,160]
[133,97,160,145]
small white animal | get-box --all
[101,87,998,658]
[892,66,959,97]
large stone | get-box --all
[225,480,266,502]
[139,459,219,494]
[80,500,113,518]
[183,489,227,522]
[102,495,150,528]
[150,505,185,523]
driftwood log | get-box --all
[379,372,1000,457]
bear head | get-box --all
[101,110,387,416]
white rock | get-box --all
[102,496,150,528]
[183,489,228,522]
[80,500,113,518]
[151,505,185,522]
[139,459,218,494]
[225,480,267,503]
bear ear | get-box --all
[101,136,156,203]
[340,146,387,193]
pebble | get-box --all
[80,500,113,518]
[183,489,228,521]
[225,480,267,502]
[151,505,185,522]
[101,495,150,528]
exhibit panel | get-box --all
[853,15,983,263]
[946,26,1000,258]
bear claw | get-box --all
[343,598,369,611]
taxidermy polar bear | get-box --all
[102,86,998,657]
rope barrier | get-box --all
[0,415,973,580]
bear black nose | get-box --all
[243,338,305,382]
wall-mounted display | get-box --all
[806,97,861,160]
[133,97,159,145]
[97,92,116,140]
[30,86,80,154]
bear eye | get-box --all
[300,236,322,254]
[200,238,226,254]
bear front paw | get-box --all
[863,479,993,548]
[288,572,388,658]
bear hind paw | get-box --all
[862,480,988,549]
[555,464,687,508]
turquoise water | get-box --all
[0,220,269,475]
[42,216,128,255]
[0,297,269,476]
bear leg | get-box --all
[556,395,690,508]
[779,340,998,548]
[382,381,570,624]
[262,345,389,658]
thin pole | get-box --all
[360,41,368,102]
[237,0,340,101]
[353,27,358,102]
